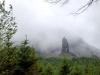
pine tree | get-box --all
[59,59,70,75]
[14,36,38,75]
[0,0,17,75]
[0,0,17,48]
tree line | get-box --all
[0,1,100,75]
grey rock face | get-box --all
[60,37,100,58]
[61,37,69,54]
[35,36,100,58]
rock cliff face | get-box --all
[60,37,100,58]
[60,37,77,58]
[61,37,69,54]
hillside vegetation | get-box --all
[0,1,100,75]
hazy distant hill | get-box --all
[36,38,100,58]
[69,38,100,58]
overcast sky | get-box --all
[5,0,100,50]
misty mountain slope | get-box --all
[35,37,100,58]
[69,38,100,57]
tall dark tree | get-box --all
[14,36,38,75]
[0,0,17,47]
[0,0,17,75]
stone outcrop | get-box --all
[61,37,69,54]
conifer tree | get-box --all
[14,36,38,75]
[59,59,70,75]
[0,0,17,75]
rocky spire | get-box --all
[61,37,69,54]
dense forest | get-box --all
[0,0,100,75]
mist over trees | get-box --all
[0,0,100,75]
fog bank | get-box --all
[6,0,100,51]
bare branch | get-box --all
[46,0,68,4]
[73,0,94,14]
[46,0,99,14]
[46,0,62,3]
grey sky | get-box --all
[6,0,100,51]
